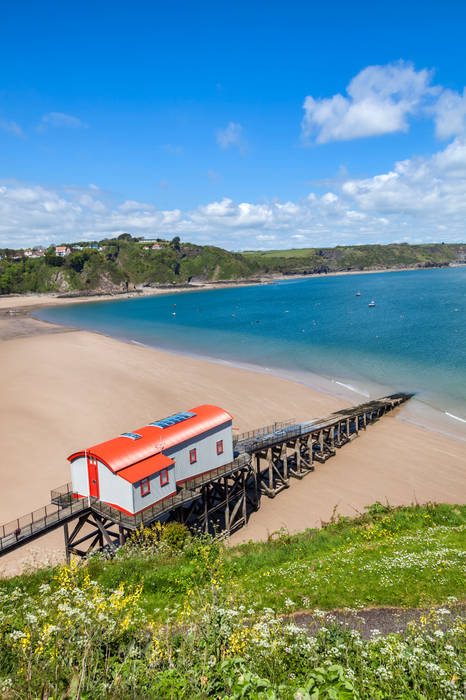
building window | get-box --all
[140,478,150,496]
[160,468,169,486]
[216,440,224,455]
[189,448,197,464]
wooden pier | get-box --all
[0,392,412,561]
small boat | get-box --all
[368,301,376,307]
[356,292,361,296]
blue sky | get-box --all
[1,0,466,249]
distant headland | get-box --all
[1,236,465,297]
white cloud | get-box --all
[40,112,88,129]
[1,138,466,249]
[0,118,23,136]
[302,61,438,143]
[216,122,244,150]
[433,88,466,140]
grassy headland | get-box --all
[1,236,465,295]
[1,503,464,698]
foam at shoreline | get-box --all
[32,266,466,442]
[32,314,466,443]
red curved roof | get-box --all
[68,404,232,473]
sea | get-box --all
[35,267,466,441]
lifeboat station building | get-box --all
[68,405,233,515]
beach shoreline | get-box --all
[2,276,464,443]
[29,301,466,444]
[1,263,463,314]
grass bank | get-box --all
[0,503,464,698]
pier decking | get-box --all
[0,393,412,560]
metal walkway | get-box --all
[0,498,90,556]
[0,392,412,558]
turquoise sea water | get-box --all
[35,267,466,436]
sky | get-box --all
[1,0,466,250]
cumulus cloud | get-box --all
[433,88,466,140]
[1,138,466,249]
[216,122,245,150]
[0,118,23,136]
[39,112,88,129]
[302,61,439,143]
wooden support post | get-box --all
[267,448,273,493]
[119,526,126,547]
[224,476,230,536]
[307,434,313,467]
[64,522,70,564]
[242,470,247,524]
[282,444,288,480]
[203,487,209,533]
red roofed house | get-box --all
[68,405,233,515]
[55,246,71,257]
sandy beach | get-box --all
[0,310,465,577]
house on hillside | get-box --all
[67,405,233,515]
[55,246,71,257]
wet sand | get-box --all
[0,314,465,576]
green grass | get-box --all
[1,503,465,699]
[2,503,464,619]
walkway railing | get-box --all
[234,419,295,445]
[0,498,89,554]
[235,393,412,455]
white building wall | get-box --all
[165,422,233,485]
[132,464,176,514]
[70,457,89,497]
[97,461,134,513]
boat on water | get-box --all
[356,292,361,296]
[368,301,376,307]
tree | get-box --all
[44,248,64,267]
[170,236,181,251]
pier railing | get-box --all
[51,483,74,507]
[0,498,89,553]
[233,419,296,445]
[235,393,413,454]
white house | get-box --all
[55,246,71,257]
[67,405,233,515]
